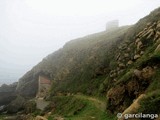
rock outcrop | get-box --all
[118,94,146,120]
[0,83,17,106]
[106,8,160,114]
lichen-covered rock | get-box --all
[155,44,160,53]
[118,63,125,68]
[124,53,129,58]
[118,94,146,120]
[154,31,160,41]
[142,29,154,38]
[141,66,155,79]
[107,85,125,106]
[133,67,154,80]
[110,70,117,78]
[127,80,139,96]
[137,41,143,50]
[156,38,160,44]
[35,116,47,120]
[140,51,144,55]
[156,21,160,30]
[127,47,131,52]
[4,116,20,120]
[147,29,155,39]
[117,69,124,75]
[134,54,141,60]
[127,60,133,65]
[135,38,141,44]
[133,69,142,79]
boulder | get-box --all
[155,44,160,53]
[127,80,139,96]
[35,116,47,120]
[127,47,131,52]
[117,67,120,71]
[137,41,143,50]
[21,114,34,120]
[124,53,129,58]
[118,94,146,120]
[127,60,133,65]
[117,69,124,75]
[107,85,125,106]
[141,66,154,79]
[118,63,125,68]
[118,56,122,61]
[135,38,141,44]
[133,66,154,80]
[149,22,156,29]
[156,21,160,30]
[134,54,141,60]
[142,29,154,38]
[54,117,64,120]
[133,69,142,79]
[136,31,143,37]
[147,22,151,26]
[154,31,160,41]
[4,116,19,120]
[156,38,160,44]
[140,51,144,55]
[109,70,117,78]
[147,30,154,39]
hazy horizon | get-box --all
[0,0,160,85]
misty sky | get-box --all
[0,0,160,85]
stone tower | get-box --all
[106,20,119,31]
[37,76,51,98]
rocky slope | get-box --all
[105,8,160,115]
[0,83,17,106]
[3,7,159,119]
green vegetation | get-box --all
[0,115,5,119]
[50,96,86,116]
[147,69,160,92]
[115,70,133,85]
[139,90,160,114]
[133,45,157,68]
[46,95,115,120]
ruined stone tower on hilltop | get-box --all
[106,20,119,31]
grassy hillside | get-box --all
[44,95,115,120]
[13,7,160,120]
[16,26,130,97]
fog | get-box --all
[0,0,160,85]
